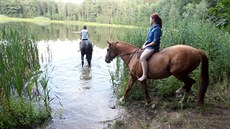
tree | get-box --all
[209,0,230,31]
[169,4,180,27]
[195,0,208,20]
[1,0,22,17]
[56,2,66,20]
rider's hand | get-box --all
[142,45,147,49]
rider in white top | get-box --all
[80,26,90,40]
[79,26,92,51]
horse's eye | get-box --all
[107,49,109,51]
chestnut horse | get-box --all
[105,41,209,105]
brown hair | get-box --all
[151,13,162,28]
[83,25,87,29]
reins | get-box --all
[113,42,140,65]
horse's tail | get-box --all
[198,50,209,104]
[86,41,93,60]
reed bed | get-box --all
[0,28,51,128]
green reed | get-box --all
[0,28,51,128]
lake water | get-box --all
[38,40,123,129]
[1,22,126,129]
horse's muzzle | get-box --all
[105,58,111,63]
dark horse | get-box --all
[80,40,93,67]
[105,41,209,105]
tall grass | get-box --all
[0,28,51,128]
[165,19,230,83]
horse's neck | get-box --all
[117,43,137,65]
[118,44,135,53]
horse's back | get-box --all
[80,40,93,50]
[148,45,202,78]
[80,40,93,59]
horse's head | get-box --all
[105,41,119,63]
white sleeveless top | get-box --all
[81,29,88,40]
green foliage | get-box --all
[1,0,228,33]
[0,28,39,99]
[0,0,22,17]
[209,0,230,32]
[163,19,230,83]
[152,77,182,97]
[0,27,51,128]
[117,27,147,47]
[0,98,50,129]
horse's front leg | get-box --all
[120,75,136,102]
[140,80,151,106]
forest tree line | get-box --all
[0,0,229,31]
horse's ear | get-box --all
[106,41,111,45]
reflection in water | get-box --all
[80,67,92,90]
[0,22,127,129]
[38,40,52,66]
[0,22,127,48]
[80,67,92,80]
[37,40,124,129]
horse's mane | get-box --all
[114,41,138,49]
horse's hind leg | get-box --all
[86,52,92,68]
[174,75,196,103]
[81,55,84,67]
[87,58,91,68]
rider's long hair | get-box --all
[151,13,162,28]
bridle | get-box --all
[109,42,139,65]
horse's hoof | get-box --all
[176,88,181,94]
[197,100,204,105]
[178,92,188,104]
[119,96,125,102]
[118,96,126,105]
[176,88,185,97]
[151,104,157,110]
[145,101,152,107]
[145,103,151,107]
[176,93,182,98]
[109,105,116,109]
[178,100,183,104]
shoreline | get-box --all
[0,16,137,28]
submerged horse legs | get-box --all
[86,52,92,68]
[81,53,92,68]
[81,54,84,67]
[87,59,91,68]
[174,75,196,103]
